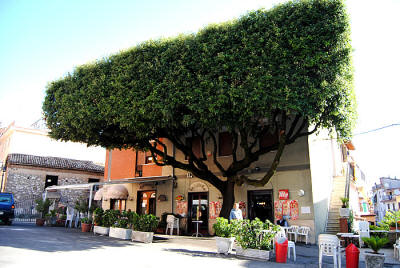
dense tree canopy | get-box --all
[43,0,356,218]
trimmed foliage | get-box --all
[231,218,280,251]
[43,0,355,217]
[213,217,233,238]
[362,236,389,254]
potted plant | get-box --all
[380,210,400,231]
[131,214,159,243]
[81,217,92,232]
[213,217,235,255]
[93,208,110,235]
[339,197,350,217]
[45,209,57,226]
[109,210,133,240]
[56,214,67,227]
[35,198,52,226]
[362,236,389,268]
[231,218,279,261]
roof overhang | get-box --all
[45,175,173,191]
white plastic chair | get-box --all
[393,238,400,260]
[287,225,299,241]
[65,207,74,228]
[318,234,341,268]
[74,212,80,228]
[358,221,370,247]
[165,215,179,235]
[297,226,311,244]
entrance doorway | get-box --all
[188,192,208,234]
[137,191,156,215]
[248,190,274,222]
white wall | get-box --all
[308,130,337,237]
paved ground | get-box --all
[0,222,399,268]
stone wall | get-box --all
[4,165,103,206]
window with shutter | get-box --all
[260,131,279,149]
[219,132,233,156]
[185,136,202,159]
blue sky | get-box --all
[0,0,399,182]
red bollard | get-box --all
[275,237,288,263]
[346,243,360,268]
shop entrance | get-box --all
[248,190,274,222]
[137,190,156,215]
[188,192,208,234]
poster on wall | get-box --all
[281,200,290,215]
[176,200,188,217]
[209,201,222,219]
[274,201,283,220]
[290,200,299,220]
[239,201,247,219]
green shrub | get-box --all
[362,236,389,254]
[340,197,349,208]
[81,217,92,224]
[380,210,400,229]
[133,214,159,232]
[213,217,232,238]
[35,199,52,219]
[93,207,104,226]
[231,218,279,251]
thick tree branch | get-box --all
[208,131,227,177]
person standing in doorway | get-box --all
[229,202,243,221]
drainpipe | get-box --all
[171,144,175,214]
[107,150,112,182]
[88,184,93,218]
[0,162,5,193]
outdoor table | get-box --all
[337,233,359,247]
[192,220,203,237]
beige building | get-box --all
[101,130,349,244]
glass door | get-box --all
[137,191,156,215]
[188,192,208,234]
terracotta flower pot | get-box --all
[36,218,45,226]
[81,223,92,232]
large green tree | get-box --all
[43,0,356,218]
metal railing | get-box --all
[13,195,41,222]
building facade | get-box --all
[100,130,352,244]
[372,177,400,223]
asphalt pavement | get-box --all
[0,222,399,268]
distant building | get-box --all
[0,120,105,193]
[372,177,400,223]
[4,153,104,204]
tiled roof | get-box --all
[6,153,104,174]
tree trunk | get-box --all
[219,180,235,219]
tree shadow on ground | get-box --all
[0,222,138,252]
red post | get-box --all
[345,243,360,268]
[275,238,288,263]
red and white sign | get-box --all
[278,189,289,200]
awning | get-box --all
[103,185,129,200]
[46,191,61,199]
[94,188,104,201]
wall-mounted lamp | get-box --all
[297,189,305,197]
